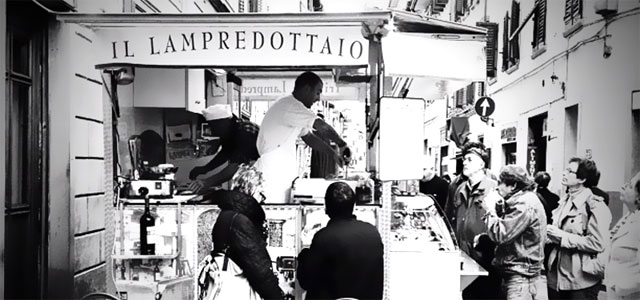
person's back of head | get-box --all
[584,168,601,188]
[325,182,355,219]
[499,165,535,193]
[534,171,551,189]
[294,71,322,92]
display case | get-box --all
[114,197,196,300]
[387,194,486,300]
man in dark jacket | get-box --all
[451,142,502,300]
[419,168,449,209]
[189,104,260,193]
[297,182,383,300]
[534,171,560,224]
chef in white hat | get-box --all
[187,104,260,194]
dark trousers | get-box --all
[548,283,600,300]
[463,269,504,300]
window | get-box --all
[239,0,245,12]
[532,0,547,52]
[455,0,474,20]
[431,0,448,14]
[465,83,475,105]
[564,0,583,27]
[455,88,465,108]
[502,0,520,72]
[476,22,499,78]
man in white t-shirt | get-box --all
[255,71,350,203]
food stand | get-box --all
[58,10,488,300]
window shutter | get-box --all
[477,82,485,97]
[455,0,464,16]
[456,89,465,107]
[573,0,583,20]
[477,22,499,77]
[502,14,509,71]
[564,0,573,25]
[466,83,475,105]
[510,1,520,62]
[536,0,546,47]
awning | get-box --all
[56,11,390,69]
[56,10,487,83]
[382,10,487,99]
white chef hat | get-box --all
[202,104,233,121]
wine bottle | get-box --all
[139,187,156,255]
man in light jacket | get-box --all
[547,158,612,300]
[479,165,548,300]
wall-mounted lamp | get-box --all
[114,66,135,85]
[550,74,558,84]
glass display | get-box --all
[391,194,456,252]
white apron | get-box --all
[254,140,298,204]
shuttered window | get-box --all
[432,0,448,14]
[455,89,465,107]
[502,13,509,72]
[564,0,583,26]
[502,0,520,72]
[509,0,520,63]
[532,0,547,49]
[477,22,499,78]
[455,0,474,20]
[466,83,475,105]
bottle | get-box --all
[139,188,156,255]
[153,262,160,281]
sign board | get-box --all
[474,96,495,117]
[379,97,425,181]
[527,145,537,176]
[500,126,517,143]
[95,25,368,67]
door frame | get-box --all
[4,1,49,298]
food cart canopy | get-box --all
[57,10,486,85]
[382,10,487,99]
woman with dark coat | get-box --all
[210,164,284,300]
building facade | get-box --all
[420,0,639,222]
[0,0,241,298]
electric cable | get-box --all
[489,6,640,97]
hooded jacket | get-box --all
[211,189,283,300]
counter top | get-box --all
[120,195,381,207]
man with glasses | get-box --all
[546,158,611,300]
[477,165,548,300]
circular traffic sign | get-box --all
[475,96,495,117]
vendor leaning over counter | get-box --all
[188,104,260,194]
[255,71,351,204]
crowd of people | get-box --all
[421,141,639,300]
[193,71,639,300]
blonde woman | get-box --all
[201,163,284,299]
[605,171,640,300]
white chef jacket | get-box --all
[255,94,318,203]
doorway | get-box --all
[5,2,48,298]
[528,113,548,175]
